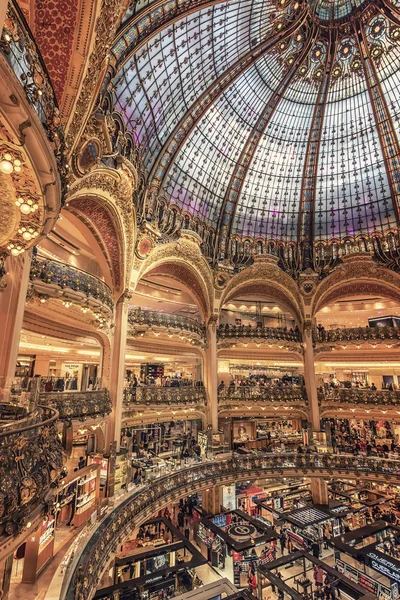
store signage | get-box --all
[288,530,307,550]
[359,573,379,594]
[336,559,392,599]
[198,432,208,457]
[222,486,236,511]
[392,582,399,600]
[367,553,400,585]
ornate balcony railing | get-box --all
[0,406,64,537]
[40,390,112,420]
[64,451,400,600]
[218,385,308,404]
[128,308,206,343]
[319,387,400,406]
[1,0,68,198]
[218,325,302,343]
[314,326,400,344]
[29,255,114,312]
[123,386,207,406]
[0,403,40,433]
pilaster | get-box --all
[0,252,31,401]
[107,291,130,451]
[205,315,219,432]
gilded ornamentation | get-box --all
[29,255,114,312]
[220,256,304,325]
[66,0,129,151]
[0,407,64,537]
[40,389,112,420]
[68,166,136,290]
[66,452,400,600]
[128,308,206,346]
[312,254,400,316]
[136,232,214,319]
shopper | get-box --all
[324,582,337,599]
[313,565,324,587]
[312,540,320,558]
[178,510,185,529]
[279,530,287,556]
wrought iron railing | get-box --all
[128,308,206,340]
[30,255,114,311]
[64,451,400,600]
[40,390,112,420]
[319,387,400,406]
[0,403,40,433]
[314,326,400,344]
[0,406,64,537]
[123,386,207,406]
[218,325,302,343]
[1,0,68,199]
[218,385,308,404]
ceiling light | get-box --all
[15,197,38,215]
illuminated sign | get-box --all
[367,553,400,585]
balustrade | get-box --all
[124,385,207,406]
[218,384,308,404]
[128,308,206,342]
[30,255,114,311]
[1,0,68,196]
[218,325,302,343]
[40,389,112,420]
[64,451,400,600]
[0,406,64,537]
[319,387,400,406]
[314,326,400,344]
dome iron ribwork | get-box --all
[100,0,400,273]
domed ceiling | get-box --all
[105,0,400,256]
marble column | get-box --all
[107,292,130,452]
[0,252,31,402]
[99,334,112,389]
[205,316,218,433]
[303,326,320,432]
[201,485,222,515]
[310,478,329,505]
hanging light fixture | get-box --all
[7,243,24,256]
[15,196,39,215]
[18,226,38,241]
[0,151,22,174]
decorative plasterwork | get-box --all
[135,232,214,320]
[0,121,46,257]
[68,165,136,291]
[33,0,80,102]
[65,0,130,148]
[219,256,304,326]
[312,253,400,315]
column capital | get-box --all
[207,314,219,328]
[116,289,132,304]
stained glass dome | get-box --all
[105,0,400,260]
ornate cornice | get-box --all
[65,0,130,150]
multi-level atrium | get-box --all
[3,0,400,599]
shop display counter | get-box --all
[94,518,206,600]
[330,521,400,599]
[257,551,376,600]
[22,517,55,583]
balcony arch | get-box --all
[135,231,214,321]
[219,256,304,327]
[312,253,400,317]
